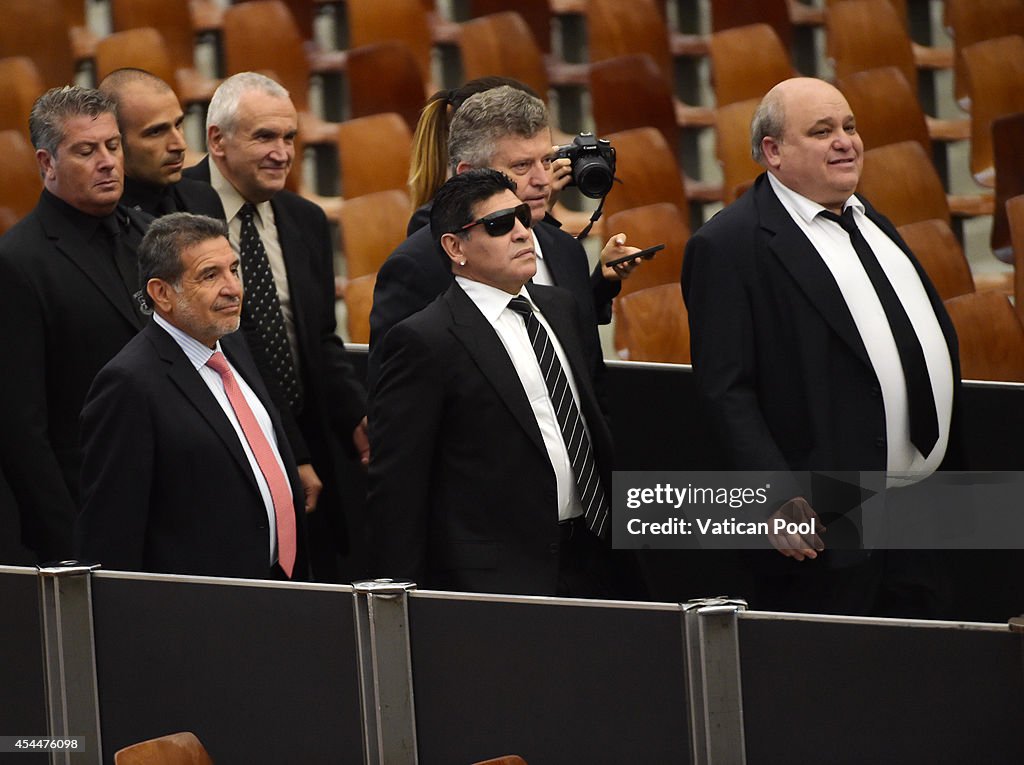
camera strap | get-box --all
[575,194,607,241]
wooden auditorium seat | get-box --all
[606,203,689,298]
[0,130,43,236]
[944,0,1024,107]
[601,127,691,223]
[613,283,691,364]
[113,731,213,765]
[458,12,551,102]
[990,112,1024,262]
[714,98,762,204]
[471,756,528,765]
[709,24,795,108]
[591,58,720,205]
[895,219,975,301]
[346,0,437,89]
[336,113,412,199]
[943,290,1024,383]
[857,141,993,228]
[709,0,800,51]
[2,0,80,89]
[343,272,377,344]
[826,0,920,93]
[0,57,45,142]
[960,35,1024,187]
[346,42,428,130]
[338,189,412,280]
[1007,194,1024,323]
[837,66,969,152]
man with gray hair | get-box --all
[0,85,151,563]
[368,84,642,390]
[75,212,308,578]
[183,72,368,582]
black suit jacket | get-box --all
[0,191,150,561]
[183,159,366,550]
[367,281,614,595]
[682,173,963,492]
[367,218,611,395]
[75,322,308,579]
[120,176,225,218]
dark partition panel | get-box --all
[407,595,690,764]
[90,577,362,764]
[0,568,48,764]
[739,616,1024,764]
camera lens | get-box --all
[573,156,615,199]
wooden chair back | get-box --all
[336,113,412,199]
[1007,194,1024,323]
[458,12,550,100]
[1,0,77,89]
[826,0,917,93]
[961,35,1024,186]
[945,0,1024,106]
[94,28,176,88]
[0,57,45,142]
[896,219,974,301]
[857,141,950,227]
[110,0,198,70]
[339,190,412,279]
[588,0,673,84]
[943,290,1024,382]
[347,0,434,86]
[990,111,1024,261]
[606,203,689,298]
[591,56,680,160]
[709,24,794,108]
[0,130,43,223]
[344,272,377,344]
[614,283,691,363]
[113,732,213,765]
[602,127,689,221]
[470,0,552,53]
[714,98,762,204]
[710,0,795,50]
[347,42,428,131]
[838,66,931,153]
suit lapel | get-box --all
[38,197,144,331]
[146,323,262,490]
[445,283,549,459]
[754,177,872,369]
[268,196,311,354]
[534,222,571,287]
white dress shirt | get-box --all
[768,173,954,485]
[456,277,586,521]
[153,313,292,563]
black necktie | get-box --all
[100,213,146,322]
[507,296,609,539]
[237,203,303,411]
[819,207,939,458]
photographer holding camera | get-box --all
[368,84,642,389]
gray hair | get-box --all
[206,72,290,135]
[29,86,117,155]
[138,213,229,307]
[447,85,548,172]
[750,89,785,164]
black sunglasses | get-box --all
[457,203,532,237]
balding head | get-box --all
[750,77,863,213]
[99,69,187,187]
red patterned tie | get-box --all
[206,351,296,577]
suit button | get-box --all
[875,436,885,448]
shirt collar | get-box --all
[153,311,224,370]
[456,276,534,324]
[766,172,864,225]
[209,158,272,224]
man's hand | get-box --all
[548,154,572,209]
[297,463,323,514]
[600,233,642,281]
[767,497,826,561]
[352,416,370,468]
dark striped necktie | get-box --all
[507,295,609,539]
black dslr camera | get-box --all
[552,132,616,199]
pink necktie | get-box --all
[206,351,296,578]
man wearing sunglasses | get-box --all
[367,84,642,389]
[367,169,618,598]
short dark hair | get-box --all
[29,86,117,155]
[430,169,517,270]
[138,213,229,308]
